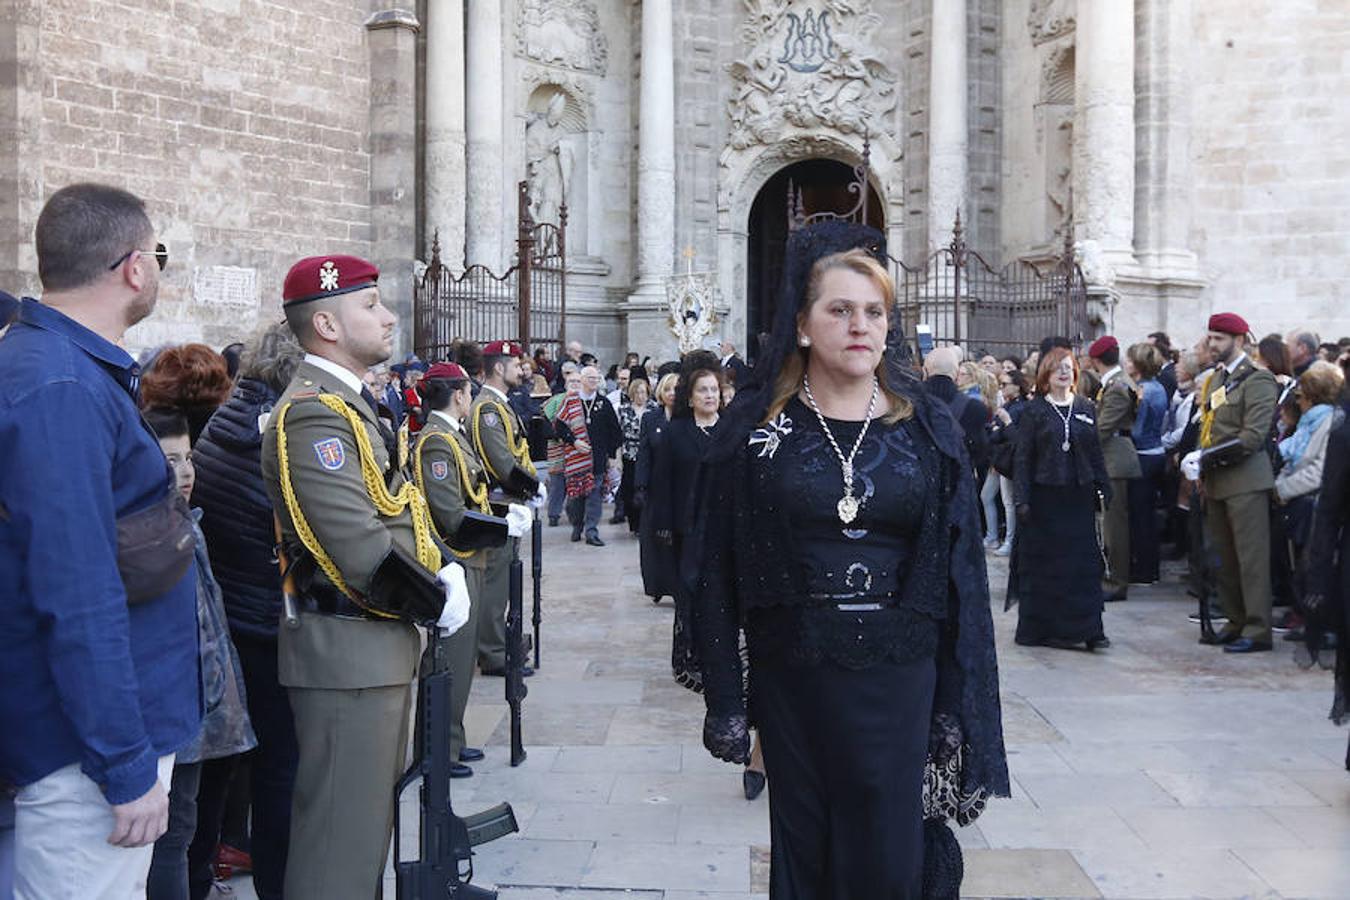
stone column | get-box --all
[1074,0,1137,266]
[465,0,504,268]
[424,0,465,268]
[625,0,676,330]
[926,0,967,252]
[366,9,420,357]
[1134,0,1198,274]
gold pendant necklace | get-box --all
[802,375,879,525]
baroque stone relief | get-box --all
[524,84,586,250]
[516,0,608,75]
[1028,0,1075,46]
[725,0,898,154]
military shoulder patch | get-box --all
[482,410,500,428]
[430,459,450,481]
[313,437,345,470]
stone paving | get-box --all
[229,516,1350,899]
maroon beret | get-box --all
[1207,312,1250,336]
[424,362,468,381]
[483,340,525,358]
[283,255,379,306]
[1088,335,1119,359]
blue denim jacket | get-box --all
[1131,379,1168,453]
[0,299,201,804]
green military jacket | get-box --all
[468,384,538,500]
[260,359,422,690]
[1095,369,1143,479]
[1200,354,1278,501]
[415,412,500,570]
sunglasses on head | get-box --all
[108,242,168,272]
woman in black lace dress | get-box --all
[693,223,1008,899]
[1008,347,1113,650]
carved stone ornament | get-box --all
[726,0,898,153]
[516,0,608,75]
[1028,0,1075,46]
[666,273,720,355]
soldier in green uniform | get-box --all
[414,361,532,776]
[261,255,469,899]
[1187,312,1279,652]
[1088,335,1141,602]
[469,340,545,676]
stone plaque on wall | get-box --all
[192,265,257,308]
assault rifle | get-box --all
[395,640,518,898]
[530,506,543,669]
[507,537,528,766]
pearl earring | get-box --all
[799,335,811,347]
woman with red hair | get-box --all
[139,343,233,444]
[1008,347,1114,650]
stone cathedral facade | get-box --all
[2,0,1347,360]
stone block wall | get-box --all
[0,0,375,352]
[1188,0,1350,341]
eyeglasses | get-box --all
[108,242,168,272]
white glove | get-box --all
[535,480,548,504]
[1181,449,1202,482]
[435,562,470,636]
[506,503,533,538]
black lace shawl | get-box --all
[690,220,1010,803]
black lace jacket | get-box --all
[1013,396,1112,508]
[693,390,1010,801]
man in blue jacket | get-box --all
[0,183,201,898]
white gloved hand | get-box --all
[535,480,548,504]
[506,503,533,538]
[435,562,470,635]
[1181,449,1203,482]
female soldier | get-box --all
[415,362,529,776]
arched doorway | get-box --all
[745,159,884,362]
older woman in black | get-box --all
[1010,347,1113,650]
[693,223,1007,899]
[636,373,679,602]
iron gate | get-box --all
[785,136,1089,360]
[892,216,1088,361]
[414,181,567,361]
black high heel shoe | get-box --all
[743,769,766,801]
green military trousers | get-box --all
[1102,477,1132,597]
[475,540,513,671]
[284,682,411,900]
[1206,489,1273,642]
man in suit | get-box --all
[720,339,750,386]
[261,254,465,899]
[1188,312,1279,652]
[469,340,544,676]
[923,346,990,486]
[1088,335,1141,602]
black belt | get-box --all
[808,593,900,612]
[299,586,373,621]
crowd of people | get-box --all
[2,186,1348,900]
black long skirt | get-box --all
[638,506,678,600]
[749,652,935,899]
[1010,482,1106,645]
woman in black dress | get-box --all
[636,373,679,601]
[693,222,1008,899]
[1010,347,1113,650]
[653,351,724,691]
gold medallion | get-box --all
[837,494,860,524]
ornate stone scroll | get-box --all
[516,0,608,75]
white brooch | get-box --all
[1074,413,1095,425]
[748,413,793,459]
[319,260,340,291]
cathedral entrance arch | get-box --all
[744,159,884,362]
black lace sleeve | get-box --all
[1013,401,1038,507]
[692,448,746,719]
